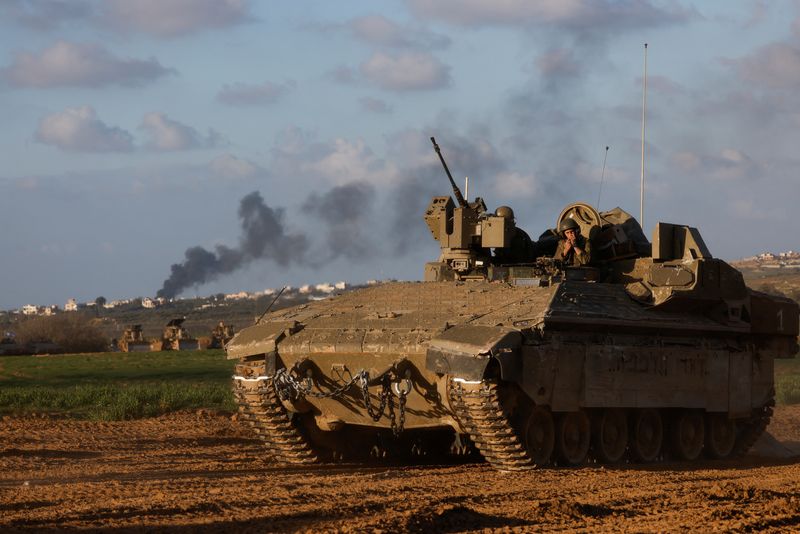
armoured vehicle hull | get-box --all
[228,274,797,469]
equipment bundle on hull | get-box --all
[226,141,799,471]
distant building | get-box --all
[334,281,346,290]
[225,291,249,300]
[141,297,156,309]
[315,283,335,293]
[299,285,312,294]
[42,305,58,316]
[65,298,78,311]
[21,304,38,315]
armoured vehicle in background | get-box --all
[227,139,798,470]
[209,321,236,349]
[159,318,199,351]
[117,325,151,353]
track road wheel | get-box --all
[705,414,736,459]
[630,409,662,462]
[592,408,628,464]
[671,411,704,461]
[523,406,555,466]
[555,411,590,466]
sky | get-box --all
[1,0,799,310]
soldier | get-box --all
[555,219,592,266]
[492,206,536,264]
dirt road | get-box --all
[2,408,800,532]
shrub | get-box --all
[14,313,108,353]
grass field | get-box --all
[0,350,236,420]
[0,350,798,420]
[776,357,800,405]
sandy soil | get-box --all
[2,408,800,533]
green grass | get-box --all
[0,350,236,420]
[776,358,800,405]
[2,349,798,419]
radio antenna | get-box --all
[256,286,286,324]
[639,43,648,229]
[596,146,609,210]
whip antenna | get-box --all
[256,286,286,324]
[640,43,648,229]
[597,146,609,210]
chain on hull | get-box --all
[448,378,534,471]
[233,361,317,464]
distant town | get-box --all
[732,250,800,269]
[7,251,800,317]
[8,280,363,317]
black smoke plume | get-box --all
[157,191,308,298]
[303,181,375,260]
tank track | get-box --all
[233,361,318,464]
[733,394,775,457]
[448,378,534,471]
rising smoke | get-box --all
[303,181,375,260]
[157,183,377,299]
[157,191,308,298]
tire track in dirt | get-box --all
[1,408,800,532]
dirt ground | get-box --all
[2,408,800,533]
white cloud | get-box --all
[1,40,172,88]
[216,80,296,106]
[271,128,400,186]
[101,0,252,37]
[728,42,800,89]
[35,106,134,152]
[348,14,450,49]
[209,154,263,180]
[306,138,400,186]
[493,171,540,198]
[360,52,450,91]
[406,0,691,30]
[140,112,221,151]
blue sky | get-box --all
[1,0,798,309]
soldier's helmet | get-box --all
[558,218,581,236]
[495,206,514,221]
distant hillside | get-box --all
[732,252,800,301]
[1,283,373,346]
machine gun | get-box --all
[424,137,513,281]
[431,137,468,208]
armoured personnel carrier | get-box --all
[209,321,236,349]
[117,325,151,353]
[227,140,798,470]
[159,318,199,351]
